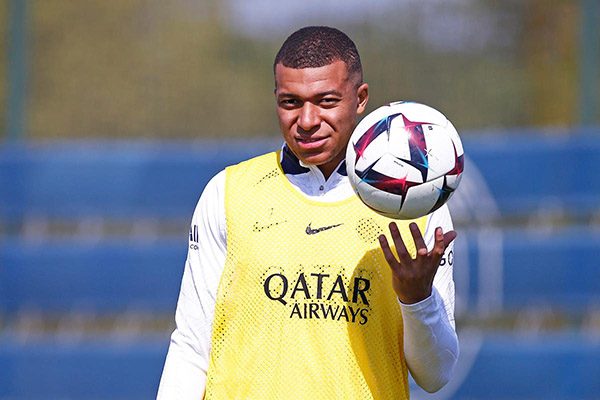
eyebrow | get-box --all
[277,90,343,98]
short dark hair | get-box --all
[274,26,363,81]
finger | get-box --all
[409,222,428,257]
[422,228,447,287]
[378,234,400,273]
[388,222,412,264]
[432,228,457,260]
[443,230,457,247]
[432,227,446,258]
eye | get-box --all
[320,97,340,107]
[279,98,300,108]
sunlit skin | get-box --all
[274,60,368,179]
[379,223,457,304]
[274,60,456,304]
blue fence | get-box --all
[1,228,599,315]
[0,334,167,400]
[1,132,599,314]
[0,238,184,315]
[1,131,600,223]
[459,227,600,311]
[0,333,598,400]
[1,131,600,399]
[0,140,276,221]
[465,129,600,217]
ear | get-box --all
[356,83,369,115]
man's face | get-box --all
[274,60,369,178]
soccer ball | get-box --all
[346,101,464,219]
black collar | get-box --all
[280,145,347,176]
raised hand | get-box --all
[378,222,457,304]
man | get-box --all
[158,26,458,399]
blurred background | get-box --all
[0,0,599,399]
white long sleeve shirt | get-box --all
[157,148,459,399]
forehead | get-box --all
[274,61,354,95]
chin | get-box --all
[299,154,329,166]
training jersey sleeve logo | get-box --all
[189,224,199,250]
[305,222,343,235]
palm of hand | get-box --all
[378,222,456,304]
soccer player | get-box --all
[157,26,458,399]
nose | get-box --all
[297,102,321,132]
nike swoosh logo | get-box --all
[305,222,343,235]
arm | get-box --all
[157,171,227,400]
[400,205,458,392]
[379,205,459,393]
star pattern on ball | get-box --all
[348,102,464,219]
[397,114,431,182]
[359,168,421,202]
[353,113,402,163]
[448,143,465,175]
[430,179,455,213]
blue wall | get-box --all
[2,131,599,222]
[1,132,599,399]
[0,333,598,400]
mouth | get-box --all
[297,136,326,143]
[296,136,328,150]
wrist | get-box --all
[396,289,432,305]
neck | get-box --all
[318,164,336,180]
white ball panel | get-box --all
[388,102,448,126]
[348,101,463,220]
[350,104,397,145]
[347,165,361,188]
[404,162,425,184]
[387,122,411,160]
[445,173,462,190]
[355,180,403,216]
[354,133,389,173]
[423,124,455,179]
[370,153,408,180]
[398,176,445,219]
[347,165,359,188]
[346,144,357,176]
[445,120,464,156]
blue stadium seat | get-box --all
[466,129,600,218]
[0,227,598,315]
[1,133,599,314]
[1,333,598,399]
[0,140,276,222]
[0,238,186,315]
[462,227,600,311]
[1,132,599,222]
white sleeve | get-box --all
[399,204,459,393]
[157,170,227,400]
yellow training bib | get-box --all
[205,151,427,400]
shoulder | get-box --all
[226,151,279,172]
[197,170,226,206]
[190,170,226,224]
[225,151,282,188]
[197,150,277,205]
